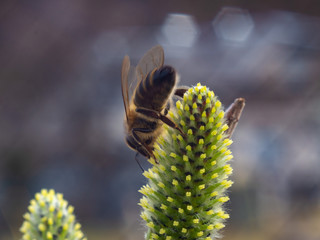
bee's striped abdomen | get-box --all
[134,66,176,111]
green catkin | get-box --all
[139,84,234,240]
[20,189,86,240]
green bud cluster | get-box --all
[20,189,86,240]
[139,83,234,240]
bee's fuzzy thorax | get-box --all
[139,83,234,240]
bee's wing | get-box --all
[121,55,131,121]
[136,45,164,83]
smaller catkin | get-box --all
[139,83,234,240]
[20,189,86,240]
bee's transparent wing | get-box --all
[136,45,164,83]
[121,56,131,121]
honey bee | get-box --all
[121,45,186,162]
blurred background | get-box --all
[1,0,320,239]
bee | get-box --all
[121,45,246,165]
[121,45,187,162]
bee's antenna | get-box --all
[135,152,145,172]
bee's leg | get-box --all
[225,98,245,138]
[135,152,145,172]
[165,87,188,115]
[136,108,185,136]
[163,101,170,116]
[131,128,158,163]
[174,87,188,98]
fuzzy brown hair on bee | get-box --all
[121,45,187,163]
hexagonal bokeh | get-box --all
[161,13,199,47]
[213,7,254,43]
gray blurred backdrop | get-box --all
[1,1,320,240]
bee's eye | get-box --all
[145,138,152,145]
[126,136,138,150]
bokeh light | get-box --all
[160,13,199,47]
[213,7,254,43]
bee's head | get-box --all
[125,135,150,158]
